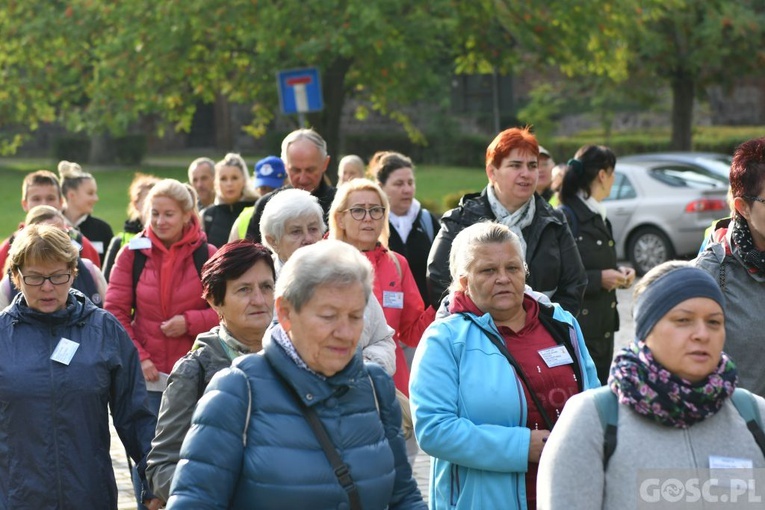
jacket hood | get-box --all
[6,289,98,327]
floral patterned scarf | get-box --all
[609,341,737,428]
[731,215,765,276]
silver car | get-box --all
[604,161,729,275]
[620,152,732,181]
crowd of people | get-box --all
[0,126,764,510]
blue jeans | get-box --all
[132,390,163,509]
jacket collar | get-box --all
[263,325,366,406]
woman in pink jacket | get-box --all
[329,179,435,397]
[105,179,218,416]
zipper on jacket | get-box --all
[49,327,65,505]
[450,463,461,505]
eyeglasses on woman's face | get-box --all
[18,271,72,286]
[344,206,385,221]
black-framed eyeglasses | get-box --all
[744,195,765,205]
[345,206,385,221]
[18,271,72,286]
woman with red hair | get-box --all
[427,127,586,316]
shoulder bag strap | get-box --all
[268,359,362,510]
[460,313,555,430]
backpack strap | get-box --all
[418,208,435,242]
[592,386,619,469]
[730,388,765,459]
[131,242,208,312]
[131,249,147,313]
[192,242,209,279]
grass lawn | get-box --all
[0,158,487,240]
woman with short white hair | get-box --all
[260,188,395,375]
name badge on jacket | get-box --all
[383,291,404,309]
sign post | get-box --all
[277,67,324,127]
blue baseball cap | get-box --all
[253,156,287,189]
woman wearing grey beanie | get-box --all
[538,260,765,510]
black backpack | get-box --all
[131,242,209,311]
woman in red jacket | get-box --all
[105,179,218,417]
[329,179,435,397]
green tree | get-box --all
[0,1,456,164]
[626,1,765,150]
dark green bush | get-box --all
[52,135,90,163]
[114,134,148,165]
[343,131,487,167]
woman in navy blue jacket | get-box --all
[0,224,157,509]
[167,240,425,510]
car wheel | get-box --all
[627,227,674,276]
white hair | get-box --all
[260,189,326,253]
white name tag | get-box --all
[91,241,104,254]
[50,338,79,365]
[538,345,574,368]
[382,291,404,309]
[710,455,753,470]
[128,236,151,250]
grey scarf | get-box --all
[486,185,535,257]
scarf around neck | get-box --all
[487,185,535,257]
[576,190,607,222]
[389,198,421,243]
[609,341,737,429]
[731,215,765,276]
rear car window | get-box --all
[649,164,728,189]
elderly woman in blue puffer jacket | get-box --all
[167,239,425,510]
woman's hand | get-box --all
[160,315,188,337]
[143,497,161,510]
[528,429,551,463]
[618,266,636,289]
[601,269,626,291]
[141,359,159,382]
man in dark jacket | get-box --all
[244,129,336,243]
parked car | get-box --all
[620,152,732,181]
[604,161,729,275]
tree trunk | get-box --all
[214,93,233,151]
[310,57,353,185]
[88,133,113,164]
[670,72,695,151]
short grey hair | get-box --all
[187,157,215,183]
[276,240,373,312]
[260,188,326,253]
[281,128,328,162]
[449,221,525,291]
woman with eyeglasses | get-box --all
[200,153,259,248]
[695,136,765,396]
[329,179,435,397]
[0,224,158,509]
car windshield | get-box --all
[649,164,728,189]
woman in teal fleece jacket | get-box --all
[409,222,599,510]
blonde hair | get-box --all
[7,224,79,286]
[328,179,390,247]
[128,173,161,221]
[58,160,94,197]
[24,205,67,227]
[143,179,198,224]
[214,153,258,203]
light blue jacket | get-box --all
[409,301,599,509]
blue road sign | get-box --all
[277,67,324,115]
